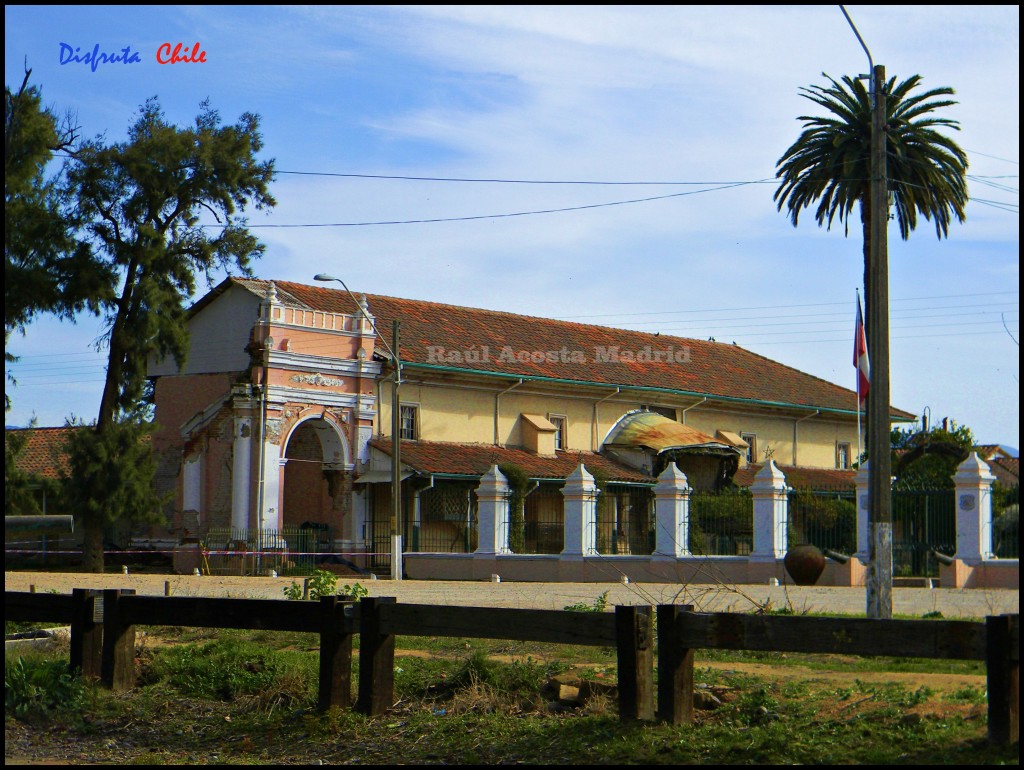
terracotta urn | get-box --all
[784,544,826,586]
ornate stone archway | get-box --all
[279,416,352,532]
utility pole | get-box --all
[391,320,403,581]
[839,7,892,618]
[866,62,893,619]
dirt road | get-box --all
[5,571,1017,617]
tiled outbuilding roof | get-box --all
[230,278,914,420]
[367,437,653,483]
[989,456,1019,487]
[5,426,81,480]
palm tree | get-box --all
[774,73,969,314]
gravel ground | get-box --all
[5,570,1018,617]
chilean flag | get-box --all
[854,295,870,405]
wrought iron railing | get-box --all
[202,525,334,576]
[787,487,857,555]
[597,486,655,555]
[416,483,478,553]
[688,489,754,556]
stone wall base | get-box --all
[939,558,1019,589]
[405,552,873,586]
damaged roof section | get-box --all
[603,411,740,457]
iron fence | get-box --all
[892,489,956,577]
[787,487,857,555]
[202,525,334,576]
[688,489,754,556]
[416,482,478,553]
[992,486,1018,559]
[597,486,655,555]
[519,484,564,554]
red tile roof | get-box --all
[230,278,914,419]
[367,437,653,483]
[989,456,1019,486]
[5,427,82,480]
[732,463,856,491]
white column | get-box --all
[231,416,252,532]
[561,464,598,557]
[953,452,996,564]
[653,462,690,557]
[182,453,202,522]
[475,465,511,555]
[259,441,281,530]
[751,459,788,558]
[855,462,870,561]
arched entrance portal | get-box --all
[281,417,350,534]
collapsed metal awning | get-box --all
[603,410,739,455]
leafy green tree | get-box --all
[774,73,969,321]
[4,70,109,408]
[51,97,275,571]
[890,421,974,490]
[58,412,164,563]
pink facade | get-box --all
[152,282,380,562]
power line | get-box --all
[226,180,770,228]
[277,170,778,186]
[554,291,1019,320]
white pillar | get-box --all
[751,459,788,558]
[855,462,870,561]
[475,465,511,555]
[653,462,690,557]
[953,452,996,564]
[182,453,202,522]
[259,442,281,530]
[231,416,252,532]
[561,464,598,557]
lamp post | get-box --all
[314,274,404,581]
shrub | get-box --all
[5,656,87,722]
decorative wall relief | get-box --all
[264,418,282,444]
[290,373,345,387]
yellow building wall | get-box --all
[376,379,860,470]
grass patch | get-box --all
[5,623,1011,765]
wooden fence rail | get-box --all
[5,591,1017,745]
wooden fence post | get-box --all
[318,595,354,712]
[101,589,136,692]
[356,596,396,716]
[616,605,654,721]
[657,604,695,725]
[986,613,1019,746]
[69,589,102,680]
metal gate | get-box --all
[892,489,956,577]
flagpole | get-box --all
[856,290,863,466]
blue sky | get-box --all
[4,5,1019,450]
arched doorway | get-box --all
[281,417,350,533]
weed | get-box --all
[944,685,986,704]
[339,582,369,601]
[5,655,87,722]
[146,638,316,711]
[563,591,609,613]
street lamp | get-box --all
[314,274,404,581]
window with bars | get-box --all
[399,404,419,440]
[548,414,567,450]
[740,433,757,463]
[836,442,852,470]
